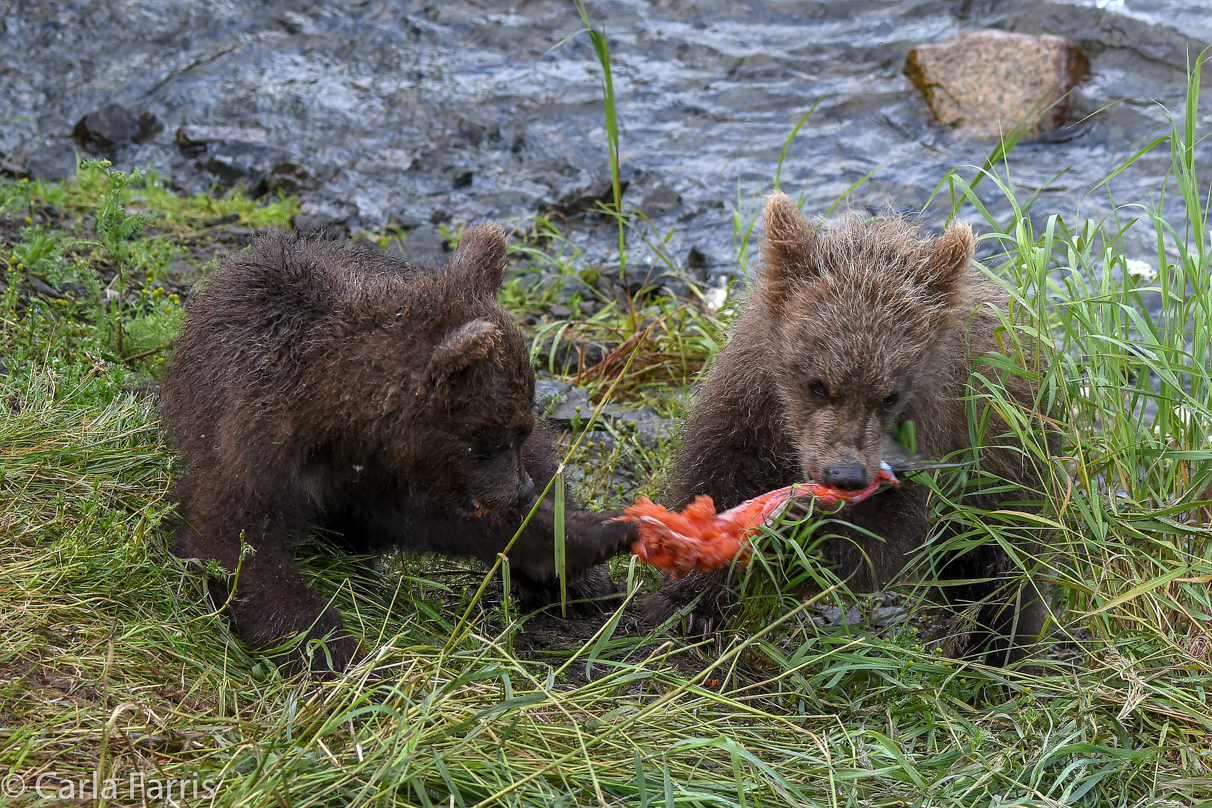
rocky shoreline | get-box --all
[3,0,1207,290]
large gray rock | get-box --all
[175,126,269,148]
[904,30,1089,139]
[72,104,158,153]
[537,380,593,427]
[19,142,78,181]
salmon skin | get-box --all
[620,464,900,578]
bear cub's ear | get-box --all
[920,221,974,305]
[447,222,509,294]
[759,191,817,303]
[423,317,502,392]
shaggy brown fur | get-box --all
[646,193,1052,666]
[161,225,635,676]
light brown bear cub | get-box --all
[162,225,635,677]
[647,192,1051,666]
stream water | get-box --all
[2,0,1209,281]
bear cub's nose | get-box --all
[516,471,536,503]
[821,463,868,490]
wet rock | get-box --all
[686,247,709,271]
[21,142,78,181]
[453,120,495,148]
[540,381,593,426]
[197,141,292,193]
[872,605,907,627]
[175,126,269,151]
[548,303,574,318]
[904,30,1089,139]
[544,172,629,218]
[168,167,219,198]
[291,206,351,239]
[137,112,164,141]
[276,10,318,36]
[178,127,308,197]
[638,183,681,218]
[555,276,597,303]
[583,429,617,452]
[817,605,864,627]
[433,117,522,152]
[183,133,322,199]
[266,160,312,196]
[389,213,426,230]
[2,0,1195,282]
[535,378,573,412]
[966,0,1204,73]
[72,104,157,153]
[394,228,449,262]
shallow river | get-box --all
[2,0,1209,280]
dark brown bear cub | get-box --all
[648,193,1051,666]
[162,224,634,676]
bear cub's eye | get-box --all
[808,379,829,399]
[881,392,900,411]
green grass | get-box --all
[1,33,1211,808]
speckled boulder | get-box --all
[904,30,1089,139]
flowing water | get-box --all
[2,0,1209,280]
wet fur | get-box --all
[646,193,1052,667]
[161,226,633,676]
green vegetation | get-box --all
[1,44,1211,808]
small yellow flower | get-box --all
[23,216,32,224]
